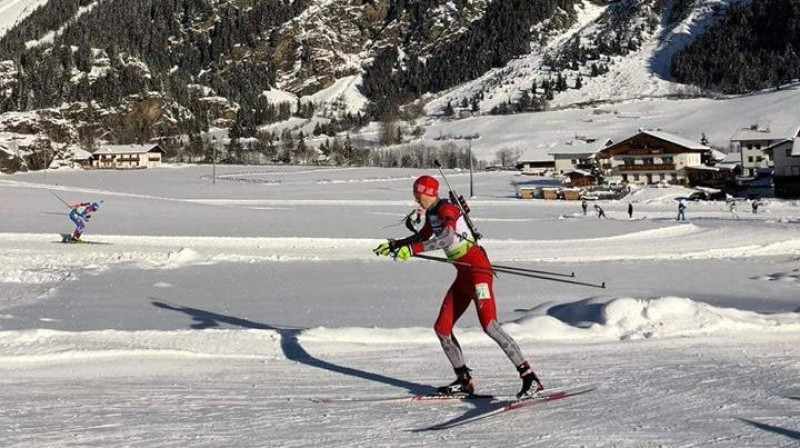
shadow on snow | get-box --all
[739,418,800,442]
[150,299,433,396]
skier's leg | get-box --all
[71,217,84,240]
[471,270,544,397]
[434,280,474,394]
[470,275,526,367]
[434,283,472,369]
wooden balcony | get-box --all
[620,163,676,172]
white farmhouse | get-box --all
[92,144,165,169]
[548,138,612,175]
[730,123,800,177]
[596,130,710,185]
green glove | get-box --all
[393,246,413,261]
[373,240,393,257]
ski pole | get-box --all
[50,190,72,209]
[413,254,606,289]
[491,265,606,289]
[416,253,575,278]
[50,191,104,209]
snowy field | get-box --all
[1,165,799,447]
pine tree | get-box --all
[444,100,455,118]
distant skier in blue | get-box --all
[69,202,100,242]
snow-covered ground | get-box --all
[0,0,48,37]
[1,166,799,447]
[420,84,800,163]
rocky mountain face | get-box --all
[0,0,798,172]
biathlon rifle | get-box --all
[433,159,482,243]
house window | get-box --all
[756,156,763,162]
[748,156,754,163]
[756,144,761,150]
[662,157,673,164]
[671,173,678,181]
[747,144,753,149]
[633,174,640,181]
[643,157,654,165]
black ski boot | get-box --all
[437,366,475,396]
[516,361,544,399]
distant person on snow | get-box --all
[581,199,588,216]
[628,203,634,219]
[728,200,739,220]
[594,204,606,219]
[373,175,543,399]
[69,202,100,241]
[751,200,759,214]
[677,200,687,221]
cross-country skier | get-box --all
[728,200,739,220]
[373,175,544,399]
[594,203,606,219]
[69,202,100,242]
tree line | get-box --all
[672,0,800,93]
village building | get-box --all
[564,169,599,187]
[548,138,612,174]
[91,144,165,169]
[684,165,735,189]
[730,123,800,177]
[516,148,555,174]
[714,151,743,175]
[596,130,710,185]
[767,138,800,198]
[69,148,94,169]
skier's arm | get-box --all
[409,205,458,254]
[393,222,432,249]
[373,221,431,257]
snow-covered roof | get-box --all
[642,130,710,151]
[93,144,163,155]
[566,169,595,177]
[767,138,793,150]
[71,148,93,160]
[731,127,788,142]
[716,151,742,169]
[517,147,555,163]
[548,138,612,156]
[685,164,720,172]
[709,149,727,161]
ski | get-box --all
[312,392,498,404]
[58,234,111,245]
[415,385,596,431]
[58,239,111,245]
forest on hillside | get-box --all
[672,0,800,93]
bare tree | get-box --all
[495,148,519,168]
[378,117,399,146]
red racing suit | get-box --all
[397,199,497,335]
